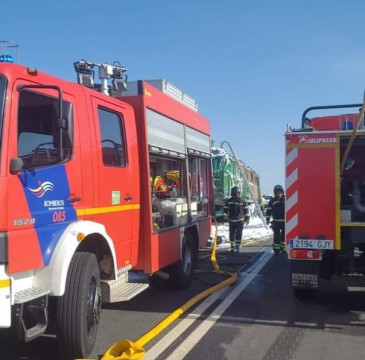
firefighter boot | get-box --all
[230,242,236,253]
[279,242,286,254]
[272,243,280,255]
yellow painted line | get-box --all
[77,204,140,216]
[341,222,365,227]
[0,279,10,288]
[287,143,336,149]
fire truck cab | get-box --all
[286,102,365,300]
[0,51,213,359]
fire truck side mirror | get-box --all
[10,158,24,174]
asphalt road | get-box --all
[2,236,365,360]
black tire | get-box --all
[57,252,101,360]
[168,237,194,290]
[149,237,195,290]
[294,288,318,302]
[149,272,168,290]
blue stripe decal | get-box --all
[19,165,77,265]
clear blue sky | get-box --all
[2,0,365,195]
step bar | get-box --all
[101,265,149,302]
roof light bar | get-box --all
[0,41,19,63]
[74,59,128,95]
[74,60,95,88]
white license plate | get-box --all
[289,239,334,249]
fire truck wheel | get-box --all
[293,288,318,302]
[149,272,168,289]
[168,237,194,290]
[56,252,101,360]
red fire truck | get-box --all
[0,54,213,359]
[285,101,365,300]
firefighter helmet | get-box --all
[231,186,240,196]
[273,184,284,194]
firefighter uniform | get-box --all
[266,185,286,254]
[223,187,248,253]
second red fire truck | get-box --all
[286,100,365,300]
[0,51,213,359]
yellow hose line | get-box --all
[210,219,220,272]
[81,219,237,360]
[136,274,236,348]
[100,274,237,360]
[132,221,230,348]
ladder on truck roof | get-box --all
[220,141,268,229]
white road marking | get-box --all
[145,248,273,360]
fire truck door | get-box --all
[6,87,83,274]
[91,97,139,267]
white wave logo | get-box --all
[28,181,55,198]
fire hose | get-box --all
[80,220,238,360]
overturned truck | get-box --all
[212,146,260,219]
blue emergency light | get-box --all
[0,55,14,63]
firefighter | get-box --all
[266,184,286,254]
[223,186,248,253]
